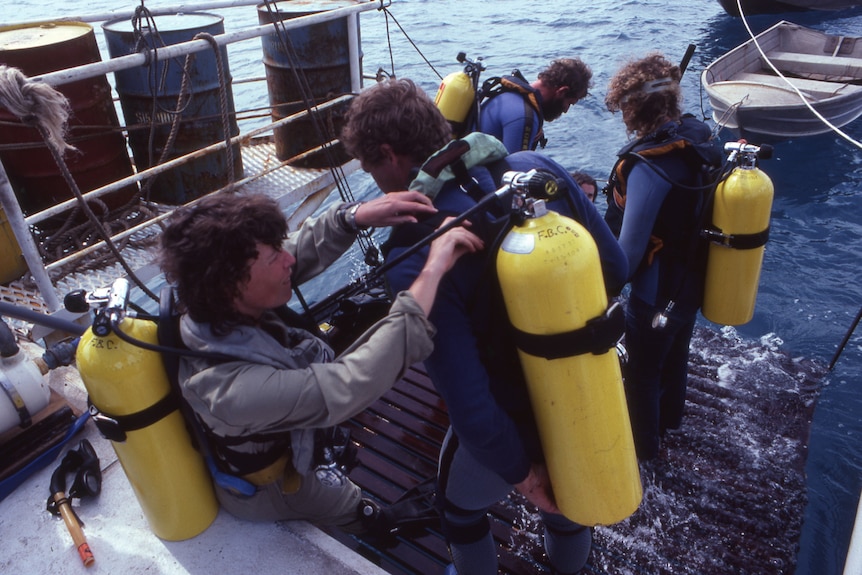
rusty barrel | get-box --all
[103,13,242,205]
[0,22,138,217]
[258,2,356,168]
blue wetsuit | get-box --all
[614,116,717,460]
[478,79,544,153]
[385,151,627,575]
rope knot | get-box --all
[0,65,76,154]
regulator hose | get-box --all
[0,301,87,337]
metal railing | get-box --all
[0,1,378,312]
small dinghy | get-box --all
[702,20,862,142]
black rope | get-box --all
[379,4,442,81]
[194,32,236,186]
[29,120,160,303]
[829,305,862,371]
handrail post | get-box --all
[0,158,61,312]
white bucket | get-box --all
[0,351,50,435]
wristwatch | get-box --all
[338,201,365,233]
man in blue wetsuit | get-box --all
[478,58,592,153]
[341,78,628,575]
[604,52,721,461]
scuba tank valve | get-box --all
[501,169,564,201]
[724,141,773,166]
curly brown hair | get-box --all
[341,78,452,168]
[605,52,682,136]
[537,58,593,100]
[159,193,287,335]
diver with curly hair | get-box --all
[604,52,721,461]
[479,58,592,152]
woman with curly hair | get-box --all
[604,52,721,461]
[159,191,482,532]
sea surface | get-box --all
[7,0,862,573]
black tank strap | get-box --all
[88,392,179,443]
[701,226,770,250]
[511,301,625,360]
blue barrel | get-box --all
[103,13,242,204]
[258,2,356,168]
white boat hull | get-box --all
[702,21,862,142]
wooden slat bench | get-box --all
[736,71,861,97]
[767,50,862,81]
[320,326,820,575]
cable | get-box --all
[108,314,235,362]
[829,305,862,370]
[379,4,443,81]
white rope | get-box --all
[0,65,76,154]
[735,0,862,150]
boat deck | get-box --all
[0,319,823,575]
[326,329,823,575]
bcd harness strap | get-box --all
[480,74,546,151]
[511,301,625,360]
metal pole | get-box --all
[829,304,862,371]
[0,159,61,312]
[34,3,380,88]
[348,13,362,93]
[2,0,265,26]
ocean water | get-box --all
[351,5,862,572]
[6,0,862,573]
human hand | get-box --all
[354,191,437,228]
[514,463,561,515]
[408,218,483,316]
[424,219,485,276]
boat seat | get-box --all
[734,71,860,98]
[766,51,862,82]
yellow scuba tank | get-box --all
[76,281,218,540]
[434,53,484,137]
[434,70,475,135]
[702,143,774,326]
[496,189,641,526]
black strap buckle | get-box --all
[88,404,126,443]
[701,226,769,250]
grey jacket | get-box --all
[178,204,436,474]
